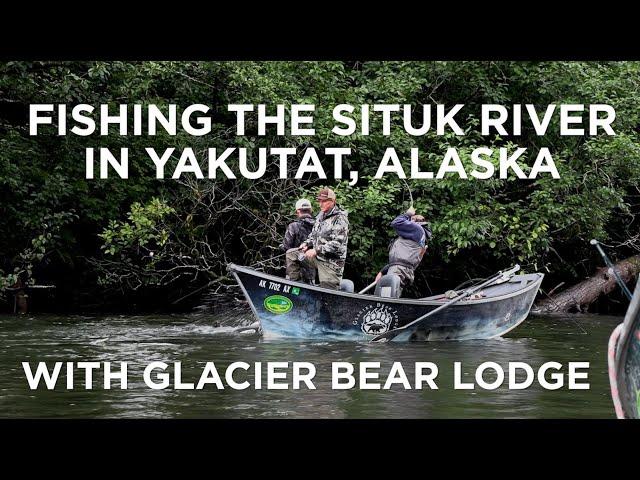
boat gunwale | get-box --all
[615,276,640,406]
[228,263,544,306]
[618,276,640,361]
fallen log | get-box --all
[535,255,640,313]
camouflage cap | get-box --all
[316,188,336,201]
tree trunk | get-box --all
[535,255,640,313]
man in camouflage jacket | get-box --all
[286,187,349,290]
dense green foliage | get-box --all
[1,61,639,309]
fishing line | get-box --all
[213,184,282,239]
[568,314,589,335]
[173,250,289,305]
[539,288,588,335]
[171,280,216,305]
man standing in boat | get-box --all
[375,207,432,296]
[286,187,349,290]
[281,198,316,284]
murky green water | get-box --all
[0,311,621,418]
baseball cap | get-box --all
[412,215,427,225]
[316,188,336,201]
[295,198,312,210]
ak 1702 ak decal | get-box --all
[355,303,400,335]
[258,279,300,296]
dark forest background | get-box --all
[1,61,639,313]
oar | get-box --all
[359,281,378,294]
[590,239,633,301]
[370,264,521,343]
[233,321,261,333]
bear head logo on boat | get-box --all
[359,304,399,335]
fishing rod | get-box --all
[248,250,289,268]
[590,239,633,301]
[401,178,414,211]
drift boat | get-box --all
[228,263,543,341]
[608,276,640,419]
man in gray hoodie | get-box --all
[376,207,432,296]
[282,198,316,283]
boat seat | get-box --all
[375,274,401,298]
[340,279,354,293]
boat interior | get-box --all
[419,273,542,301]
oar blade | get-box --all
[369,330,395,343]
[370,330,397,343]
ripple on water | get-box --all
[0,312,620,419]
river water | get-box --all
[0,311,621,418]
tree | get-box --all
[1,61,639,311]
